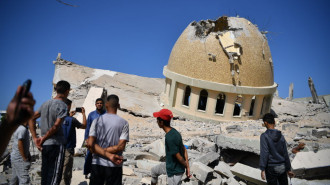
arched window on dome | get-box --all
[215,93,226,115]
[198,90,208,111]
[183,86,191,106]
[233,95,243,116]
[249,96,256,116]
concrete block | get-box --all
[136,160,161,171]
[213,135,260,154]
[312,129,328,138]
[195,152,220,165]
[143,139,166,159]
[208,178,222,185]
[230,163,267,185]
[226,177,240,185]
[292,149,330,179]
[140,177,151,184]
[75,87,106,151]
[290,178,330,185]
[214,161,234,178]
[123,176,142,185]
[123,166,135,176]
[191,162,213,183]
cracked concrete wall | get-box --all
[167,16,274,87]
[52,55,165,116]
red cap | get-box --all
[153,109,173,121]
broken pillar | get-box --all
[291,149,330,179]
[230,163,267,185]
[308,77,319,104]
[288,83,294,101]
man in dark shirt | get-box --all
[60,99,87,185]
[260,113,294,185]
[83,98,105,178]
[152,109,190,185]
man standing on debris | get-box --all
[29,80,70,185]
[87,94,129,185]
[83,98,105,179]
[10,121,31,185]
[151,109,190,185]
[260,113,294,185]
[60,99,87,185]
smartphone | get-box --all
[75,107,82,112]
[22,79,32,97]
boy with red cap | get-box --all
[151,109,190,185]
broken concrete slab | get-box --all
[213,135,260,154]
[290,178,330,185]
[230,163,267,185]
[123,166,135,176]
[190,162,213,183]
[214,161,234,178]
[226,177,241,185]
[291,149,330,179]
[136,160,161,171]
[194,151,220,165]
[143,139,165,159]
[312,129,328,138]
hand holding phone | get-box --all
[75,107,82,112]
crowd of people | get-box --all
[0,80,294,185]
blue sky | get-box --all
[1,0,329,110]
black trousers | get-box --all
[90,164,122,185]
[41,145,65,185]
[265,165,289,185]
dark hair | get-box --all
[95,98,104,103]
[107,94,119,108]
[157,117,171,127]
[64,98,72,106]
[55,80,70,94]
[263,113,275,124]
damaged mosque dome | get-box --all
[163,16,277,122]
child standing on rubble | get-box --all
[260,113,294,185]
[10,121,31,185]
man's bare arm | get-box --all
[79,107,87,129]
[18,139,28,161]
[87,136,123,165]
[175,152,188,168]
[105,140,127,154]
[28,112,40,140]
[39,117,64,145]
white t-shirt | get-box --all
[89,113,129,167]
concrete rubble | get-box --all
[1,57,329,184]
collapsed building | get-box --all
[163,16,277,122]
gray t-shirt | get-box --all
[38,99,67,145]
[11,125,30,161]
[89,113,129,167]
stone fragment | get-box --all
[312,129,328,138]
[195,152,220,165]
[226,177,240,185]
[230,163,267,185]
[226,125,243,133]
[136,160,161,171]
[123,166,135,176]
[140,177,151,184]
[214,161,234,178]
[190,162,213,183]
[123,176,142,185]
[291,149,330,179]
[143,139,165,159]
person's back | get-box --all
[91,113,128,167]
[29,80,70,185]
[39,99,66,145]
[260,113,293,185]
